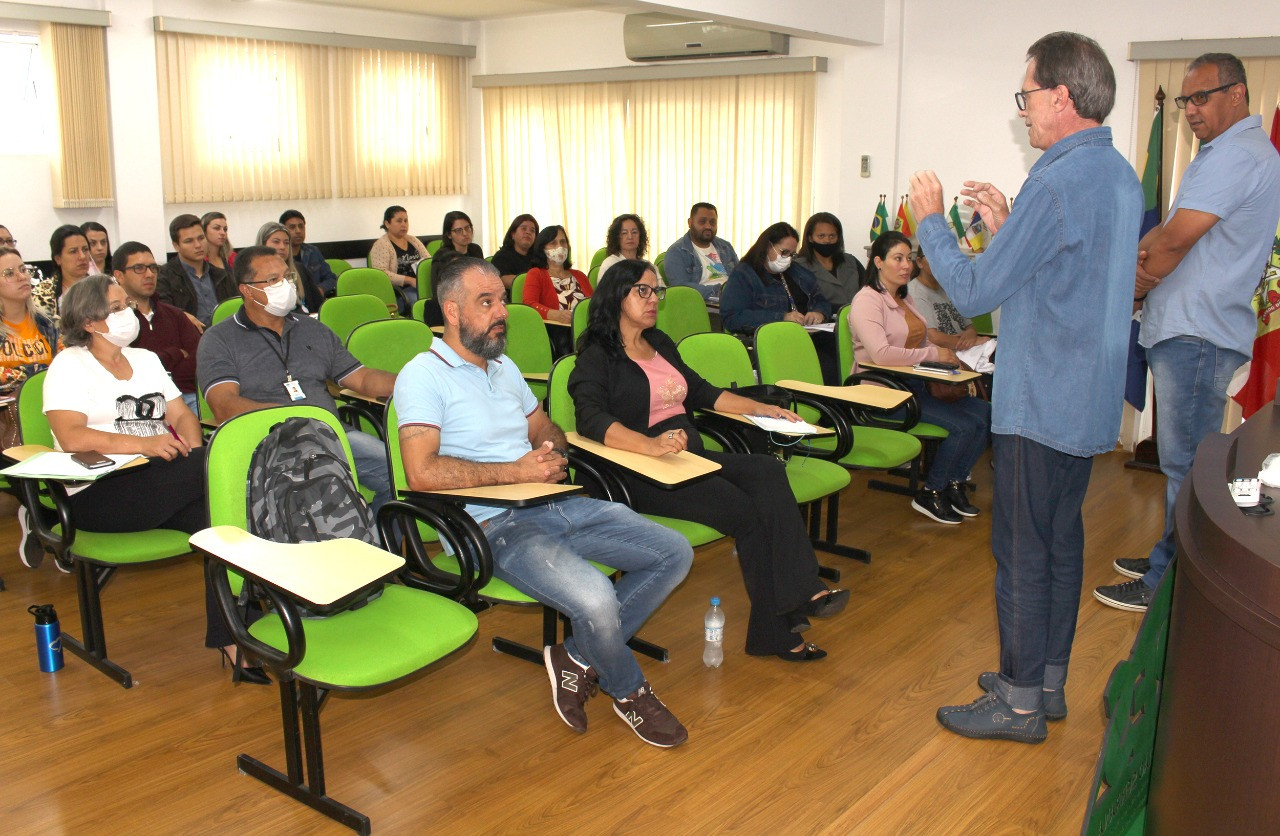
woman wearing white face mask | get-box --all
[38,277,243,678]
[721,222,839,384]
[522,225,592,325]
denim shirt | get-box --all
[919,126,1142,457]
[719,260,831,334]
[662,233,740,300]
[297,243,340,296]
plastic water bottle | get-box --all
[29,604,63,673]
[703,596,724,668]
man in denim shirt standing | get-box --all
[1095,54,1280,613]
[909,31,1142,743]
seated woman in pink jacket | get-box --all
[849,230,991,525]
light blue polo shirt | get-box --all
[1140,115,1280,356]
[393,340,539,523]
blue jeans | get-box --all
[907,380,992,491]
[1142,336,1247,588]
[346,428,392,514]
[991,434,1093,711]
[482,496,693,699]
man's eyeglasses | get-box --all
[121,263,160,276]
[0,264,35,281]
[451,225,473,235]
[0,237,16,247]
[1014,86,1054,110]
[1174,83,1237,109]
[244,273,296,287]
[631,284,666,300]
[107,300,139,314]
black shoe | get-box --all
[776,642,827,662]
[219,648,271,686]
[944,481,979,517]
[1093,579,1154,612]
[1113,557,1149,579]
[17,507,44,569]
[804,588,851,619]
[911,490,962,525]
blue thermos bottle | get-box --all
[30,604,64,673]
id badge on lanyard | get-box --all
[284,376,306,401]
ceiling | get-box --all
[287,0,634,21]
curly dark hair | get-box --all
[605,214,649,259]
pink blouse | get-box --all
[633,352,688,427]
[848,285,940,374]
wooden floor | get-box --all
[0,449,1163,835]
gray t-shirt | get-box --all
[908,279,970,336]
[197,309,362,414]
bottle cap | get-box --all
[28,604,58,624]
[710,596,720,606]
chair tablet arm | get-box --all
[842,371,921,431]
[377,499,492,599]
[778,391,854,461]
[565,451,630,504]
[14,476,77,561]
[336,400,386,442]
[205,557,304,673]
[690,413,753,455]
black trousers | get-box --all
[66,448,228,648]
[620,451,825,655]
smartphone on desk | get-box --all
[915,360,960,372]
[71,450,114,470]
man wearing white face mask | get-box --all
[197,246,397,511]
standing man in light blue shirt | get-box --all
[909,31,1142,743]
[394,256,693,749]
[1095,53,1280,613]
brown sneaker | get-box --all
[544,643,597,733]
[613,681,688,748]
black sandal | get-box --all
[805,588,851,619]
[777,642,827,662]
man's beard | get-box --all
[460,318,507,360]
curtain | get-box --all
[155,32,331,203]
[482,71,815,257]
[40,23,112,208]
[332,47,467,198]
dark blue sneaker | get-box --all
[937,692,1047,743]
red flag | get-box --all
[1232,104,1280,419]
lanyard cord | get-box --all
[257,327,293,380]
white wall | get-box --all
[6,0,481,262]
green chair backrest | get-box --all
[416,259,434,301]
[212,297,243,325]
[505,304,554,400]
[836,304,854,383]
[656,286,711,345]
[510,272,527,304]
[755,321,824,423]
[337,267,397,311]
[587,264,600,290]
[325,258,352,277]
[677,333,757,390]
[426,239,443,256]
[588,247,608,273]
[572,298,591,345]
[16,370,53,447]
[970,311,995,335]
[411,298,430,324]
[654,252,666,281]
[383,398,441,545]
[546,353,578,433]
[346,319,433,374]
[319,294,391,344]
[206,405,355,530]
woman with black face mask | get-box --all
[795,212,866,309]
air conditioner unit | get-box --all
[624,13,788,62]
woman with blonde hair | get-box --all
[201,212,235,272]
[255,222,323,313]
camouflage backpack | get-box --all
[246,417,379,548]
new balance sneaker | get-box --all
[944,481,980,517]
[1112,558,1150,579]
[911,489,962,524]
[17,507,44,569]
[613,682,688,748]
[544,643,597,733]
[937,692,1047,743]
[1094,579,1154,612]
[977,671,1067,720]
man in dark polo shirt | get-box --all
[196,246,396,510]
[156,213,237,330]
[113,240,202,412]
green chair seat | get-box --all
[784,457,852,504]
[807,426,922,469]
[61,527,192,565]
[643,514,722,548]
[910,421,949,440]
[248,584,477,689]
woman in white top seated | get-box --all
[43,276,266,684]
[597,214,650,280]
